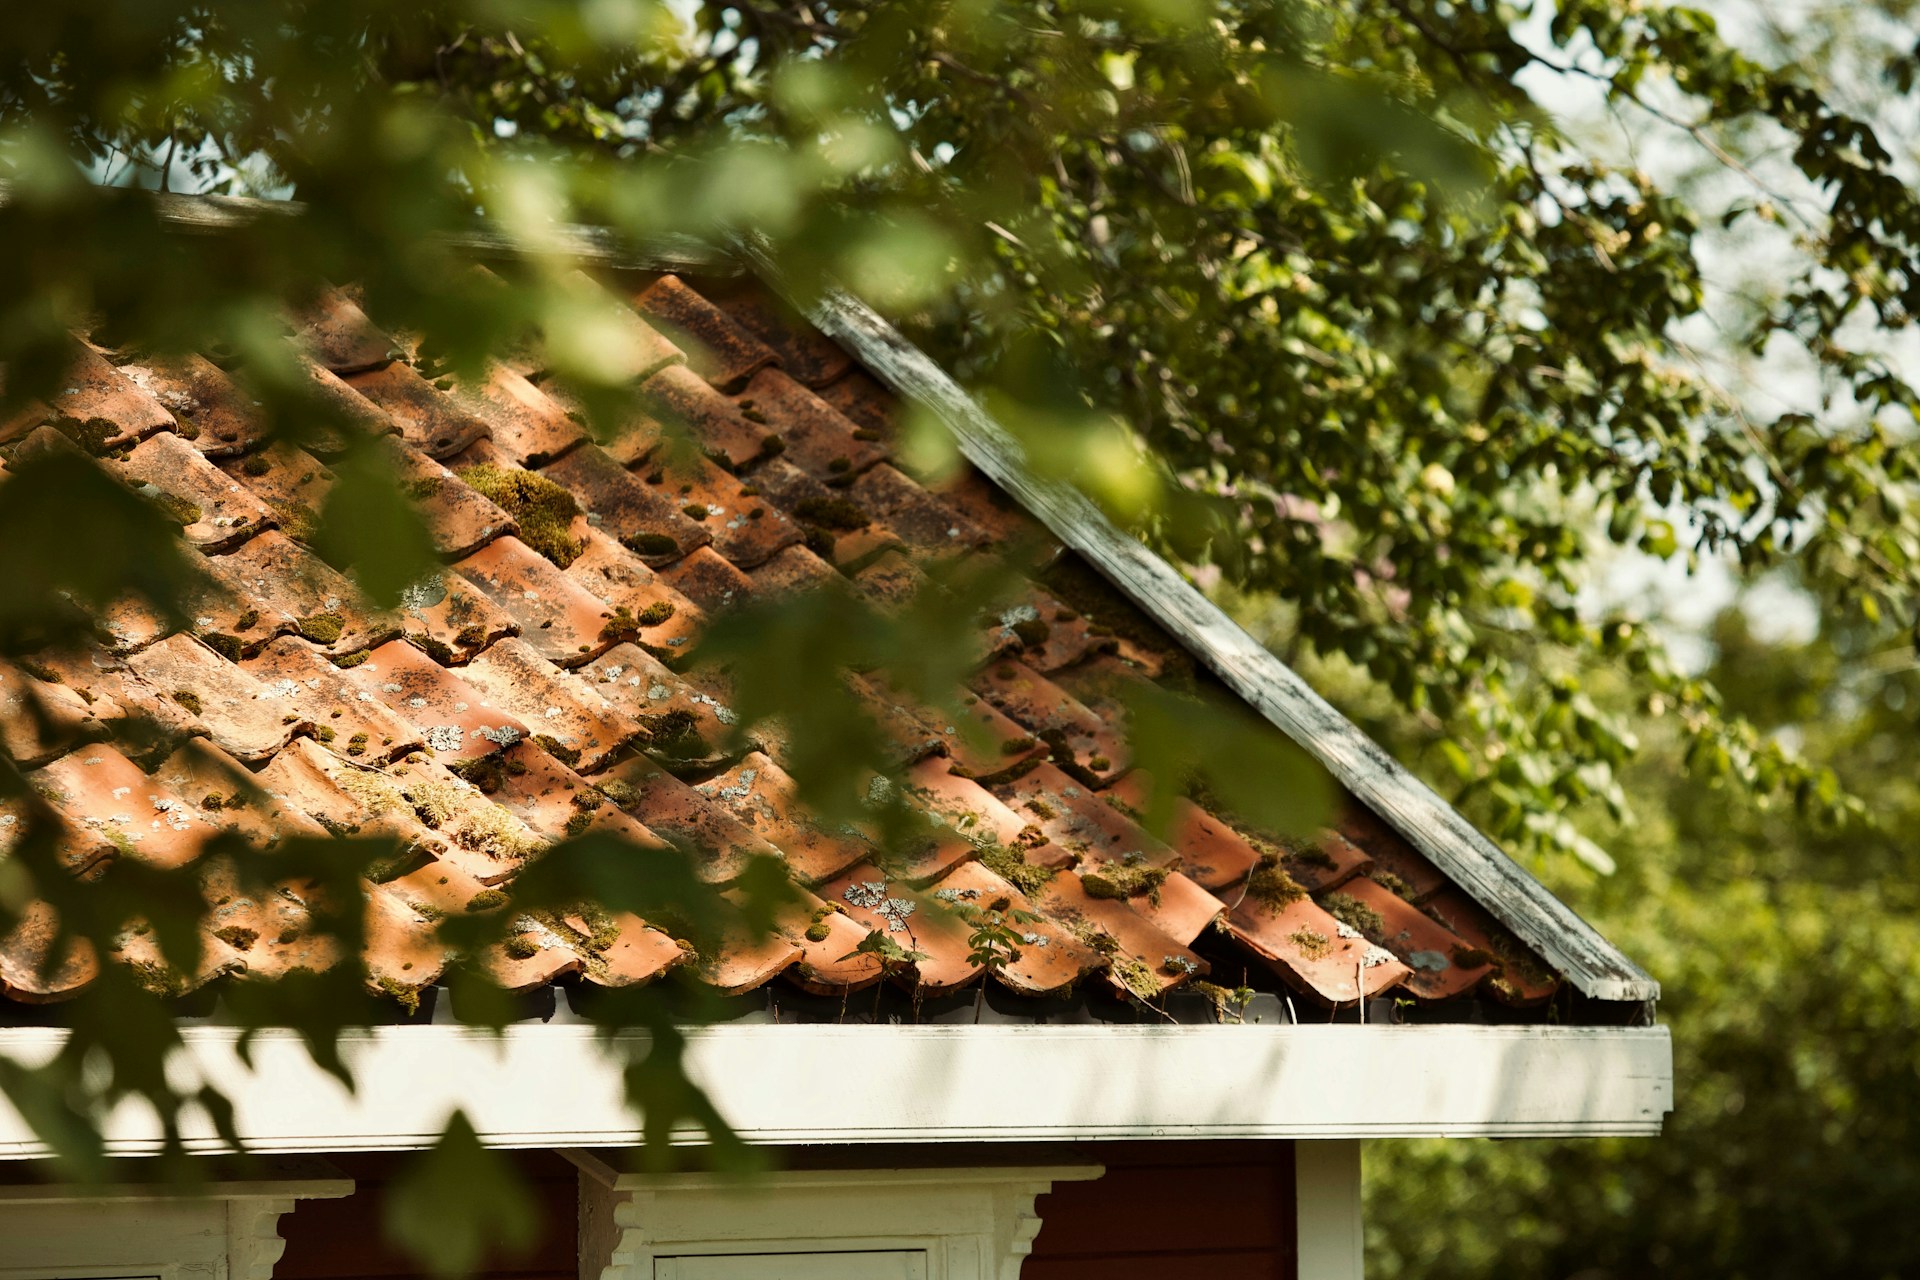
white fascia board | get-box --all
[0,1023,1671,1159]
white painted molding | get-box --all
[571,1161,1102,1280]
[742,246,1658,1005]
[1296,1141,1364,1280]
[0,1171,350,1279]
[0,1023,1671,1159]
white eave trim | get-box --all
[747,254,1660,1005]
[0,1023,1671,1159]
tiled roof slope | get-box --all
[0,272,1565,1018]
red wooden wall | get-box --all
[275,1140,1298,1279]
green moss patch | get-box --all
[1320,891,1385,939]
[297,612,345,645]
[458,464,584,567]
[1081,861,1170,902]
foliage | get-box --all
[1365,605,1920,1278]
[4,0,1920,1272]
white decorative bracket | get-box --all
[0,1157,351,1279]
[569,1151,1101,1280]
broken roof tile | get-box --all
[994,762,1178,869]
[1032,869,1203,998]
[845,463,991,557]
[1419,886,1561,1007]
[151,739,329,847]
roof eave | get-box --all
[745,247,1659,1005]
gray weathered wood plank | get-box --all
[748,247,1658,1004]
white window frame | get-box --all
[0,1169,351,1280]
[570,1152,1101,1280]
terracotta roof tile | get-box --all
[845,462,992,556]
[0,268,1572,1022]
[562,528,707,657]
[578,642,737,765]
[150,739,329,845]
[454,366,588,469]
[694,752,874,885]
[0,903,98,1003]
[539,443,713,565]
[579,912,689,987]
[1104,772,1262,890]
[994,762,1177,869]
[30,743,210,870]
[392,571,520,665]
[1222,891,1412,1006]
[1332,876,1488,1001]
[117,355,269,458]
[452,536,627,669]
[1338,805,1450,903]
[650,451,802,568]
[379,438,515,559]
[593,754,783,884]
[117,430,278,552]
[1,341,175,450]
[706,284,855,387]
[124,633,312,762]
[732,368,887,482]
[343,361,492,459]
[811,369,896,438]
[205,530,399,657]
[633,362,773,470]
[297,356,398,450]
[0,659,112,768]
[240,635,422,765]
[295,289,403,375]
[1419,886,1560,1006]
[458,637,638,772]
[633,276,780,392]
[970,659,1128,784]
[746,543,841,599]
[217,441,336,529]
[655,545,756,612]
[341,639,527,766]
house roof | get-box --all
[0,254,1652,1021]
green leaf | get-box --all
[383,1111,540,1278]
